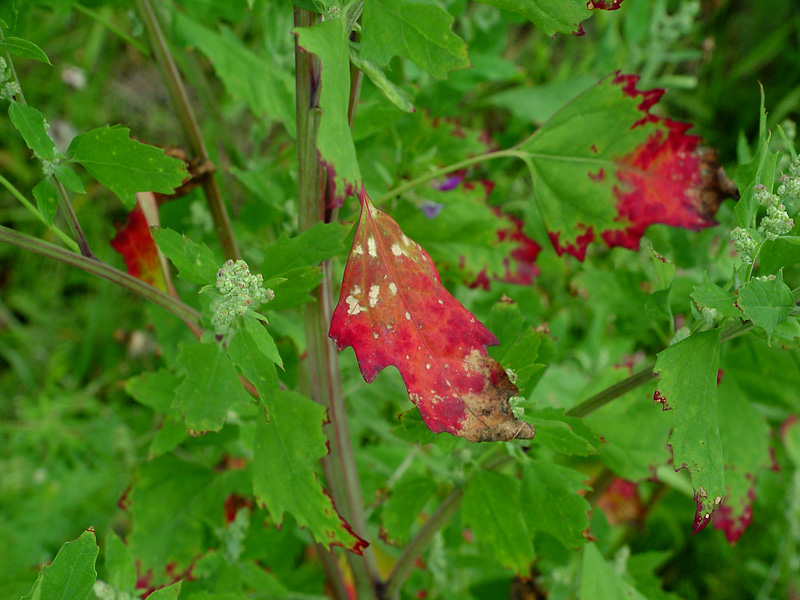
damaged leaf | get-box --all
[654,328,724,533]
[520,73,730,260]
[111,204,168,291]
[329,188,534,442]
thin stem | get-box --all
[0,225,202,328]
[383,488,463,600]
[134,0,240,261]
[1,28,94,255]
[373,149,525,205]
[53,177,94,257]
[74,3,151,56]
[0,174,78,251]
[566,366,657,418]
[294,7,380,598]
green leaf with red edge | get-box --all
[252,391,367,553]
[712,376,770,543]
[653,328,724,534]
[329,188,535,442]
[294,16,360,203]
[472,0,591,37]
[519,73,724,260]
[111,204,168,291]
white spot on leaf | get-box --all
[346,295,366,315]
[391,244,402,256]
[353,243,364,255]
[389,282,398,296]
[369,284,380,307]
[367,236,377,258]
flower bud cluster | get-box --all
[210,259,273,333]
[0,57,21,101]
[730,227,757,264]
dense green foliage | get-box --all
[1,1,799,600]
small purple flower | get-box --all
[433,173,464,191]
[421,201,444,219]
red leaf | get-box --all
[111,204,167,291]
[329,188,535,442]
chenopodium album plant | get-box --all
[2,0,800,599]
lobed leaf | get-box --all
[654,329,724,533]
[360,0,469,80]
[520,73,726,260]
[473,0,590,37]
[69,126,188,208]
[329,188,535,442]
[8,101,55,161]
[736,271,795,342]
[151,227,220,285]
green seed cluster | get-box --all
[0,57,21,102]
[211,259,273,332]
[731,161,799,263]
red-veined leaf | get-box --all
[329,188,534,442]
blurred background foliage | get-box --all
[1,0,799,599]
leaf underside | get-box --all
[329,188,534,442]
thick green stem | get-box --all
[134,0,240,261]
[0,225,202,328]
[294,7,380,598]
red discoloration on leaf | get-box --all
[692,487,714,535]
[588,0,625,10]
[597,478,645,525]
[223,493,253,524]
[588,167,605,182]
[548,227,595,261]
[713,485,754,543]
[497,211,542,285]
[572,23,586,36]
[653,390,671,410]
[330,188,534,442]
[598,74,718,251]
[111,204,167,291]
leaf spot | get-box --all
[367,236,377,258]
[389,282,398,296]
[369,284,380,307]
[391,243,403,256]
[353,243,364,255]
[346,295,366,315]
[405,311,411,320]
[426,363,431,369]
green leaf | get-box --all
[253,390,366,552]
[486,298,546,391]
[126,369,181,413]
[649,248,675,290]
[104,531,136,594]
[525,408,599,456]
[462,470,533,574]
[294,17,360,199]
[69,125,188,208]
[147,581,182,600]
[128,455,215,571]
[240,313,282,368]
[173,341,253,433]
[261,221,351,278]
[361,0,469,79]
[580,543,649,600]
[654,329,724,533]
[32,177,58,226]
[227,322,281,409]
[172,11,294,128]
[474,0,591,36]
[150,227,220,285]
[52,163,84,193]
[0,1,17,33]
[381,475,437,544]
[520,460,591,547]
[736,271,795,342]
[349,49,414,113]
[691,274,741,319]
[8,102,55,161]
[148,412,188,459]
[1,36,51,64]
[715,377,770,542]
[22,529,98,600]
[265,266,323,311]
